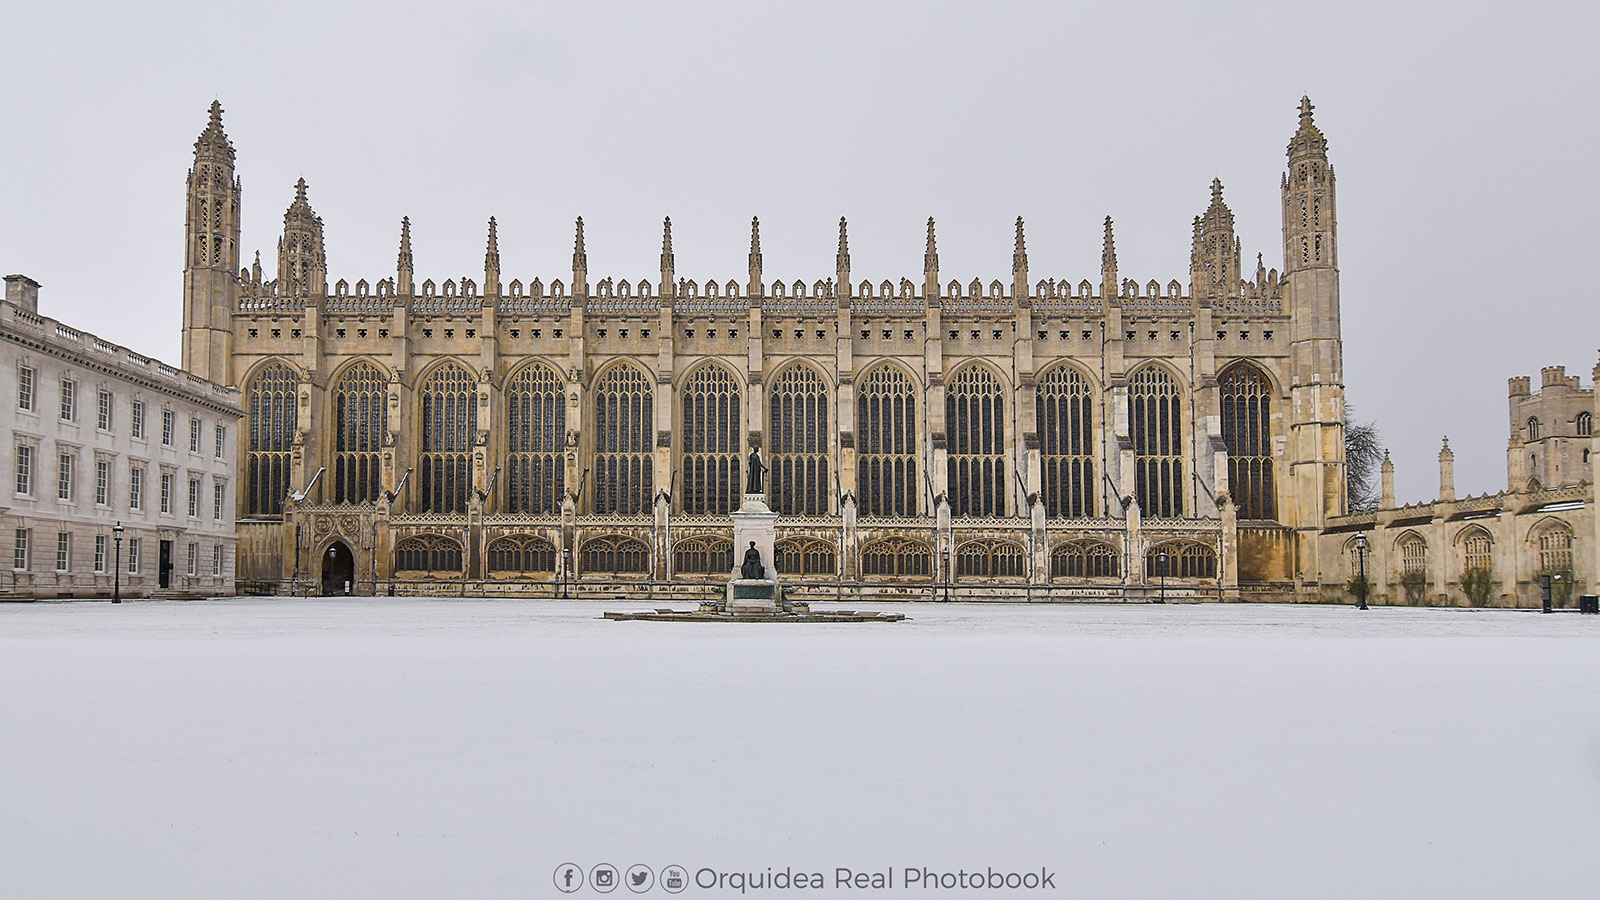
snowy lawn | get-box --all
[2,598,1598,899]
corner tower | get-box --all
[181,101,242,382]
[1281,96,1347,572]
[277,178,326,295]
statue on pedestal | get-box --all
[740,541,765,579]
[746,446,766,495]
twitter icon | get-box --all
[626,864,654,893]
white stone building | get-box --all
[1,275,242,599]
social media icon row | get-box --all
[554,863,686,893]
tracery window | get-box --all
[1050,540,1119,579]
[1036,364,1094,518]
[681,365,741,515]
[1577,412,1592,437]
[672,536,733,575]
[1146,541,1217,578]
[506,363,565,514]
[332,362,386,504]
[1526,417,1542,441]
[485,534,557,573]
[955,539,1025,578]
[775,537,836,577]
[418,363,476,514]
[580,534,649,574]
[1538,526,1574,573]
[1131,365,1184,517]
[1219,362,1275,520]
[947,365,1006,518]
[1461,530,1493,572]
[857,365,918,517]
[769,364,829,516]
[593,364,653,515]
[859,537,930,578]
[245,362,298,516]
[1399,534,1427,576]
[393,534,462,573]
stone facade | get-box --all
[181,98,1354,601]
[1,276,241,599]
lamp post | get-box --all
[111,522,124,603]
[1354,532,1369,610]
[1155,548,1168,604]
[561,547,571,600]
[942,547,951,603]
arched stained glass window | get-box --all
[593,364,654,515]
[394,534,462,572]
[1037,364,1093,518]
[769,365,829,516]
[857,365,917,517]
[955,539,1025,578]
[1399,534,1427,576]
[774,537,836,577]
[506,363,565,514]
[245,362,298,516]
[1538,526,1573,573]
[859,537,930,578]
[672,536,733,575]
[485,534,557,573]
[1146,541,1216,578]
[1131,365,1184,518]
[1050,540,1119,579]
[681,365,741,515]
[332,362,386,504]
[418,363,476,514]
[581,534,649,574]
[946,365,1006,518]
[1461,529,1493,572]
[1220,362,1275,520]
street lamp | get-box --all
[561,547,571,599]
[111,522,124,604]
[942,547,951,603]
[1155,548,1168,604]
[1354,532,1369,610]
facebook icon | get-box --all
[554,863,584,893]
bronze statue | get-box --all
[739,541,765,579]
[746,446,766,495]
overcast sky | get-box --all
[2,1,1596,502]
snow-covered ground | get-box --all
[2,598,1597,899]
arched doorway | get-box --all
[321,541,355,596]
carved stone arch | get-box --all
[772,281,787,299]
[768,360,832,516]
[1168,280,1182,297]
[706,280,719,299]
[579,534,650,574]
[678,361,743,515]
[856,361,921,518]
[684,279,699,298]
[726,280,740,298]
[422,279,436,298]
[509,279,523,298]
[393,533,464,573]
[591,361,655,515]
[618,279,632,298]
[812,280,828,297]
[793,279,807,298]
[989,279,1003,298]
[858,279,873,297]
[461,278,477,298]
[242,358,303,517]
[955,538,1026,579]
[945,361,1008,518]
[485,533,557,573]
[774,536,837,577]
[1078,279,1093,297]
[1036,360,1097,518]
[355,279,369,297]
[442,279,457,298]
[859,537,931,579]
[947,279,962,297]
[1050,539,1120,579]
[968,278,983,297]
[503,359,567,515]
[879,280,894,297]
[671,534,734,576]
[638,280,652,299]
[550,279,564,298]
[415,360,478,514]
[1035,279,1050,298]
[900,278,914,298]
[334,279,349,297]
[1128,362,1186,518]
[1146,540,1218,579]
[1218,360,1277,521]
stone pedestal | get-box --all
[728,494,780,613]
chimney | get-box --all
[1438,437,1455,502]
[4,274,40,313]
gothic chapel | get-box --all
[183,98,1348,600]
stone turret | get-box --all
[1191,178,1241,298]
[747,217,763,297]
[483,217,500,298]
[923,218,939,299]
[181,100,242,382]
[396,217,414,296]
[659,217,675,297]
[1100,216,1117,298]
[835,217,850,298]
[277,178,326,296]
[1381,451,1395,509]
[1011,216,1028,298]
[571,217,588,299]
[1438,437,1455,502]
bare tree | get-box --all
[1346,403,1384,512]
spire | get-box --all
[1439,436,1455,502]
[836,217,851,298]
[181,99,242,381]
[747,216,763,297]
[1100,216,1118,298]
[484,216,500,297]
[923,217,939,298]
[1283,95,1336,273]
[397,216,414,296]
[1287,94,1329,163]
[1191,178,1240,297]
[1011,216,1029,299]
[571,217,588,298]
[659,216,675,297]
[252,250,261,284]
[278,178,326,295]
[193,100,235,165]
[1380,450,1395,509]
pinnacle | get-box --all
[1299,95,1314,123]
[209,99,223,128]
[294,177,308,202]
[1211,177,1224,203]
